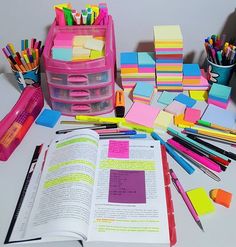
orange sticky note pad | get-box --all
[210,189,232,208]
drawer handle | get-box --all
[68,75,88,83]
[71,104,91,111]
[69,90,89,97]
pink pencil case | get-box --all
[0,86,44,161]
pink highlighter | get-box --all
[167,139,222,173]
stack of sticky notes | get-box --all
[182,64,201,85]
[154,110,173,130]
[120,52,156,91]
[52,32,105,61]
[208,83,231,109]
[133,82,155,104]
[174,93,197,108]
[154,25,183,91]
[164,100,186,116]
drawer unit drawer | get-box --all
[46,70,111,86]
[48,81,113,101]
[50,96,114,116]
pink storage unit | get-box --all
[43,15,116,116]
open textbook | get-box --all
[5,129,176,246]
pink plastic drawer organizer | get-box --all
[43,15,116,116]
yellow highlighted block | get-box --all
[186,187,215,216]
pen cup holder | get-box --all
[207,59,235,86]
[12,66,41,91]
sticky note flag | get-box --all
[157,91,179,105]
[186,187,215,216]
[73,35,93,47]
[84,38,105,51]
[184,108,201,124]
[109,170,146,203]
[36,109,61,128]
[108,140,129,159]
[174,93,197,108]
[125,102,160,128]
[164,100,186,116]
[210,189,232,208]
[189,90,208,101]
[154,110,173,130]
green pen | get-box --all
[63,7,73,26]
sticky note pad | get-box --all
[189,90,208,101]
[36,109,61,128]
[186,187,215,216]
[54,32,74,47]
[208,83,231,103]
[154,25,183,41]
[201,104,236,129]
[154,110,173,130]
[125,102,160,128]
[210,189,232,208]
[133,82,154,98]
[183,64,201,77]
[138,52,155,67]
[108,140,129,159]
[52,47,73,61]
[164,100,186,116]
[184,108,201,123]
[120,52,138,65]
[84,38,105,51]
[174,113,195,127]
[174,93,196,108]
[73,35,93,47]
[157,91,179,105]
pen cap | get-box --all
[115,90,125,117]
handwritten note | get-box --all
[108,140,129,159]
[109,170,146,203]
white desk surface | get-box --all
[0,73,236,247]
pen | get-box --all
[99,134,147,139]
[187,134,236,161]
[99,130,136,137]
[151,131,195,175]
[168,142,220,182]
[169,169,204,231]
[167,139,222,173]
[56,124,118,134]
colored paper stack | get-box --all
[154,25,183,91]
[133,82,154,104]
[208,83,231,109]
[120,52,156,91]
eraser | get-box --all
[210,189,232,208]
[36,109,61,128]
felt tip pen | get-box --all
[151,131,195,175]
[99,130,137,137]
[187,134,236,161]
[99,134,147,139]
[170,169,204,232]
[56,124,118,134]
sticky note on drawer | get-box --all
[84,38,105,51]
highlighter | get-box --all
[115,90,125,117]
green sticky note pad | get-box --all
[186,187,215,216]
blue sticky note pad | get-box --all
[133,82,154,98]
[174,93,196,107]
[120,52,138,65]
[138,52,155,68]
[209,83,231,102]
[201,104,235,129]
[52,47,73,61]
[157,91,179,105]
[36,109,61,128]
[183,64,201,77]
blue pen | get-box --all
[151,131,195,175]
[100,134,147,139]
[99,130,137,136]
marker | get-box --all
[99,130,137,137]
[170,169,204,232]
[115,90,125,117]
[81,9,88,25]
[151,131,195,174]
[99,134,147,139]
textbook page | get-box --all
[88,139,170,245]
[24,129,99,241]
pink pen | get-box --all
[95,128,131,134]
[167,139,222,173]
[169,169,204,232]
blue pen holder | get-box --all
[207,59,235,85]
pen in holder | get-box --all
[0,86,44,161]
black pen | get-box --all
[187,134,236,161]
[56,124,118,134]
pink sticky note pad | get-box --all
[184,107,201,123]
[164,100,186,116]
[125,102,160,128]
[108,140,129,159]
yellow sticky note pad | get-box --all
[90,50,104,60]
[189,90,208,101]
[73,35,93,47]
[154,110,173,130]
[186,187,215,216]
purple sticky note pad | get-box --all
[108,140,129,159]
[109,170,146,203]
